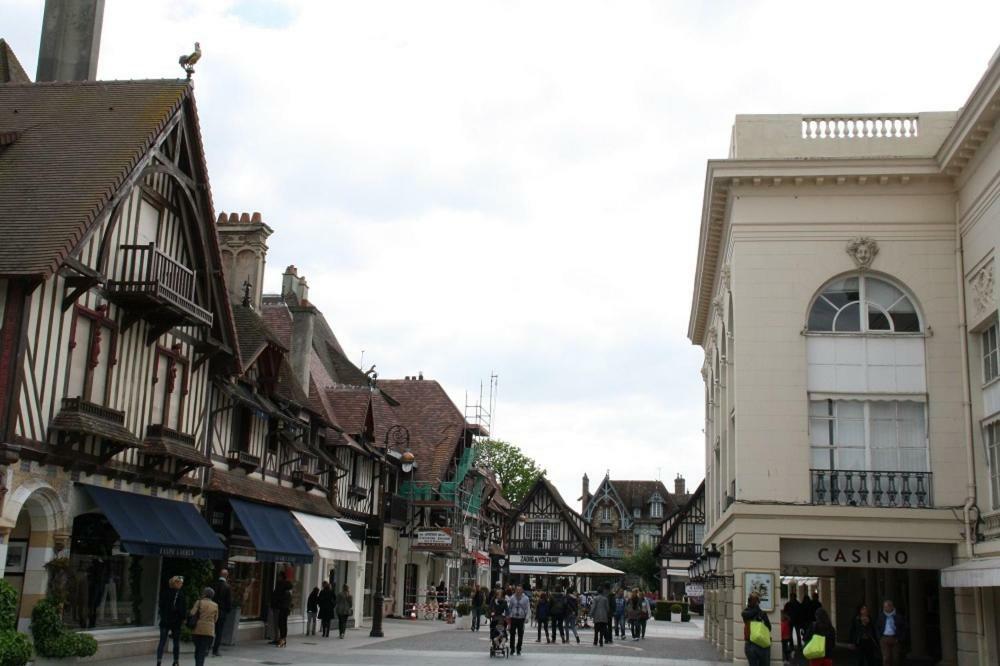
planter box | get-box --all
[670,612,681,622]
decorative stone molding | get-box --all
[971,262,995,315]
[721,265,731,291]
[846,236,879,270]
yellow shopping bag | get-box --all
[749,620,771,648]
[803,634,826,659]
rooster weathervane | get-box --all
[179,42,201,79]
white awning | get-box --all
[941,557,1000,588]
[291,511,361,562]
[509,564,563,575]
[555,558,624,575]
[664,568,689,577]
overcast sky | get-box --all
[5,0,1000,507]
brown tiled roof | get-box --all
[324,387,371,436]
[260,297,293,347]
[208,468,339,517]
[143,439,212,467]
[609,479,678,520]
[230,301,286,368]
[49,410,141,449]
[274,358,310,407]
[0,39,30,84]
[377,379,466,484]
[0,79,190,276]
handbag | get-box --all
[803,633,826,659]
[186,600,201,630]
[749,620,771,648]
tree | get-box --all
[621,544,659,591]
[475,439,545,506]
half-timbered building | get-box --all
[0,69,239,633]
[656,480,705,601]
[505,476,594,586]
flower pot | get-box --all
[670,612,681,622]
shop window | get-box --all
[809,399,928,471]
[986,422,1000,510]
[808,275,921,333]
[150,344,188,430]
[983,323,999,384]
[66,305,117,406]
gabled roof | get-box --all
[657,480,705,553]
[611,479,678,518]
[230,300,286,369]
[513,476,595,555]
[324,386,372,437]
[0,39,30,84]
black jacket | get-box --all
[876,611,908,642]
[317,588,336,621]
[158,587,186,629]
[307,589,320,613]
[849,616,879,647]
[806,622,836,657]
[271,580,293,612]
[213,578,232,614]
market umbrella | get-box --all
[554,558,625,575]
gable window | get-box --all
[809,399,927,471]
[651,500,663,518]
[66,305,118,406]
[525,522,553,543]
[987,422,1000,510]
[984,324,999,384]
[633,508,641,518]
[601,506,610,521]
[808,275,920,333]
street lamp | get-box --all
[370,424,410,638]
[706,544,721,576]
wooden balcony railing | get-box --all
[507,539,582,555]
[660,542,703,559]
[291,469,320,490]
[145,424,196,447]
[61,397,126,426]
[227,450,260,473]
[811,469,932,508]
[106,243,212,327]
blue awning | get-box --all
[81,485,225,560]
[230,498,314,564]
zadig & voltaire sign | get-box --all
[781,539,951,570]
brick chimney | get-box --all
[216,211,273,310]
[674,474,686,496]
[581,473,590,511]
[282,266,316,394]
[36,0,105,82]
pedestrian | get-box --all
[804,607,836,666]
[849,605,879,666]
[535,591,550,643]
[742,593,771,666]
[489,588,509,654]
[605,587,616,644]
[639,591,651,639]
[876,599,908,666]
[780,604,794,663]
[306,586,320,636]
[579,591,591,628]
[550,587,566,643]
[471,584,485,632]
[506,584,530,656]
[786,594,803,652]
[613,588,626,639]
[271,571,292,648]
[796,591,812,649]
[317,581,335,638]
[436,580,447,620]
[564,587,581,644]
[156,575,185,666]
[335,584,353,639]
[590,585,610,646]
[189,587,219,666]
[626,588,642,641]
[211,569,231,657]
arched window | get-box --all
[808,275,920,333]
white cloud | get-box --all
[4,0,1000,502]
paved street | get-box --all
[96,618,726,665]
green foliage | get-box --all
[129,557,143,627]
[43,558,74,607]
[653,600,671,621]
[30,598,96,658]
[670,603,682,613]
[620,544,659,591]
[455,602,471,617]
[474,439,545,506]
[0,630,32,666]
[0,581,17,632]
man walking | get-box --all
[613,588,626,639]
[876,600,908,666]
[471,584,484,632]
[506,585,530,656]
[211,569,231,657]
[590,585,610,646]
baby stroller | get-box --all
[489,619,509,658]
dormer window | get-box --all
[651,500,663,518]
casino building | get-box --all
[689,45,1000,664]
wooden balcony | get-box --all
[348,484,368,499]
[507,539,583,556]
[659,542,703,559]
[143,424,211,479]
[49,397,140,462]
[291,469,320,490]
[811,469,932,508]
[106,244,213,337]
[227,450,260,473]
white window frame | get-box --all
[986,421,1000,510]
[984,323,999,385]
[808,274,922,334]
[601,506,610,521]
[809,399,929,472]
[651,501,663,519]
[599,535,613,552]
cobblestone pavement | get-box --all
[97,618,727,666]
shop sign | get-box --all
[509,554,575,565]
[685,583,704,598]
[413,528,455,551]
[781,539,952,570]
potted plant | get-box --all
[0,580,32,666]
[670,603,682,623]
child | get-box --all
[781,608,793,663]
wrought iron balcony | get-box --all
[810,469,932,508]
[660,542,703,559]
[106,243,213,330]
[598,546,624,559]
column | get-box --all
[907,570,927,658]
[938,585,958,666]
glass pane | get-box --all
[866,278,904,310]
[870,419,896,448]
[871,449,896,471]
[898,447,927,472]
[868,305,892,331]
[808,299,837,331]
[833,302,861,331]
[811,447,832,469]
[837,447,865,471]
[809,417,832,446]
[809,400,832,417]
[991,354,999,382]
[898,402,926,447]
[821,278,860,308]
[890,310,921,333]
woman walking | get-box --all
[335,584,353,639]
[626,588,642,641]
[564,588,581,644]
[317,581,335,638]
[189,587,219,666]
[535,591,551,643]
[805,607,837,666]
[590,585,610,646]
[306,586,319,636]
[639,591,651,639]
[271,572,293,647]
[849,605,879,666]
[742,593,771,666]
[156,576,185,666]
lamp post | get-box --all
[369,424,410,638]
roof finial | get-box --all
[241,278,253,309]
[179,42,201,79]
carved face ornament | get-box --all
[846,237,879,270]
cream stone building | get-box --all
[689,46,1000,664]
